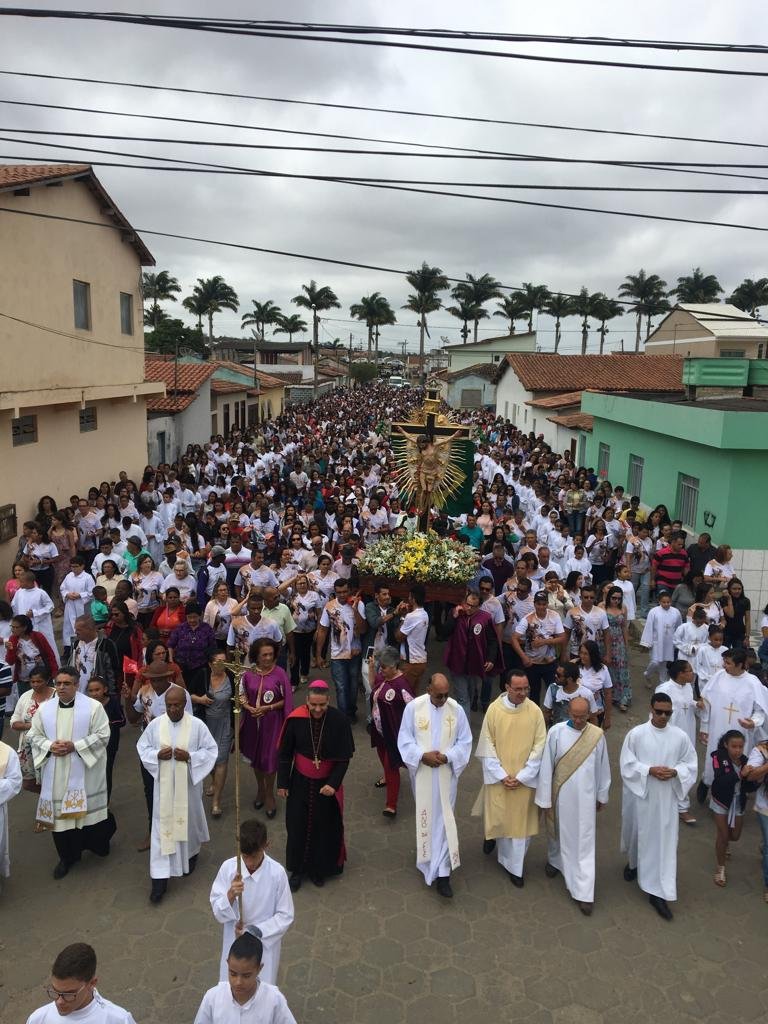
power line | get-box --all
[2,11,768,76]
[4,68,768,153]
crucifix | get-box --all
[392,380,472,531]
[723,702,740,724]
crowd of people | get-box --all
[2,380,768,1020]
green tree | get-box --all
[570,288,603,356]
[545,292,574,352]
[590,295,624,354]
[350,292,396,359]
[184,276,239,349]
[617,269,668,351]
[142,270,181,329]
[493,293,529,335]
[350,362,378,384]
[728,277,768,317]
[370,296,396,365]
[671,267,723,304]
[446,297,484,344]
[181,290,207,332]
[516,282,552,334]
[403,262,449,379]
[451,273,502,342]
[241,299,283,340]
[273,313,308,342]
[144,318,206,357]
[143,305,170,328]
[292,280,341,353]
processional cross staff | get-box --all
[220,646,249,926]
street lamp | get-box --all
[312,303,318,401]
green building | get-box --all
[581,358,768,610]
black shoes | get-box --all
[149,879,168,904]
[544,862,560,878]
[183,854,198,877]
[436,876,453,898]
[623,864,638,882]
[52,861,70,880]
[578,902,594,916]
[649,895,673,920]
[508,872,524,888]
[696,781,709,806]
[483,839,496,855]
[289,872,303,892]
[309,873,324,888]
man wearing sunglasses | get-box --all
[27,941,135,1022]
[619,692,698,921]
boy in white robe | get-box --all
[12,572,58,664]
[699,650,768,786]
[210,819,294,984]
[672,608,708,670]
[640,593,681,685]
[26,941,135,1024]
[657,660,700,823]
[60,556,95,650]
[195,933,296,1024]
[0,739,22,883]
[620,692,698,920]
[398,673,472,898]
[535,696,610,914]
[136,685,218,903]
[694,625,728,692]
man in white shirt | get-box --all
[315,578,366,721]
[26,942,135,1024]
[395,584,430,694]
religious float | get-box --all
[357,531,476,603]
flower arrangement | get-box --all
[357,532,476,585]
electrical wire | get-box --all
[4,68,768,154]
[1,11,768,76]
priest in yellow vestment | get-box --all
[474,669,546,887]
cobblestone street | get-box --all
[3,644,768,1023]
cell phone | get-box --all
[365,646,375,660]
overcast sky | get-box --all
[2,1,768,353]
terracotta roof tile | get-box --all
[0,163,89,188]
[446,362,499,382]
[547,412,594,431]
[261,370,304,385]
[146,394,196,413]
[526,391,582,409]
[144,359,217,391]
[211,379,250,395]
[500,354,684,392]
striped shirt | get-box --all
[652,545,690,592]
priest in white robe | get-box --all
[136,685,218,903]
[28,667,113,879]
[620,691,698,920]
[0,739,22,881]
[12,573,59,666]
[473,670,547,887]
[398,673,472,898]
[194,933,296,1024]
[210,819,294,984]
[640,594,681,685]
[699,649,768,785]
[25,941,136,1024]
[536,696,610,914]
[59,558,95,650]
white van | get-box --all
[388,375,407,389]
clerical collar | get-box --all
[59,699,76,708]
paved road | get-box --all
[2,644,767,1024]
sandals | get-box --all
[714,865,726,887]
[374,778,386,789]
[211,805,222,819]
[204,785,215,797]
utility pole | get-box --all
[348,332,353,389]
[312,304,318,401]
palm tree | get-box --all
[403,262,449,379]
[493,293,529,335]
[293,281,341,396]
[545,293,574,353]
[350,292,396,359]
[570,288,603,355]
[671,267,723,304]
[370,296,396,365]
[590,294,624,354]
[515,283,552,334]
[273,313,308,342]
[617,270,668,351]
[184,276,239,349]
[446,297,485,344]
[142,270,181,329]
[241,299,283,340]
[182,291,207,332]
[452,273,502,342]
[728,278,768,317]
[644,295,671,340]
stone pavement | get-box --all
[2,643,768,1024]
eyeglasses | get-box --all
[45,983,88,1003]
[652,708,673,717]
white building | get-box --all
[442,332,537,373]
[645,304,768,358]
[444,364,498,409]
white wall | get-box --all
[446,374,496,408]
[147,415,177,465]
[495,370,582,450]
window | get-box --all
[758,343,765,359]
[627,454,644,498]
[676,473,700,530]
[73,280,91,330]
[598,443,610,477]
[11,414,37,446]
[720,349,745,358]
[79,407,97,432]
[460,388,482,408]
[119,292,133,335]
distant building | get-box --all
[494,353,685,458]
[444,364,498,409]
[213,337,313,366]
[644,303,768,358]
[0,163,163,575]
[442,332,537,373]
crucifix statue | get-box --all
[392,380,472,531]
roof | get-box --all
[260,370,304,385]
[547,412,594,432]
[442,331,535,351]
[0,163,154,265]
[677,304,768,340]
[498,353,685,392]
[144,359,216,413]
[211,379,250,395]
[446,362,499,382]
[526,390,582,409]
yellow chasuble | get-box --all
[474,697,546,840]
